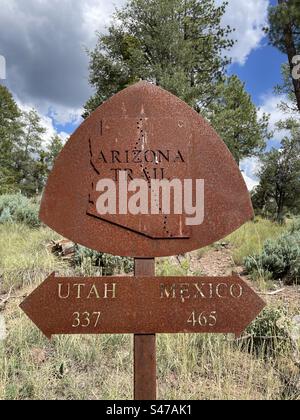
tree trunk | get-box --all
[276,191,285,224]
[279,0,300,113]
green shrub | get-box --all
[244,230,300,284]
[74,245,133,276]
[226,218,285,265]
[244,306,292,357]
[0,193,40,227]
[156,258,190,276]
[288,218,300,234]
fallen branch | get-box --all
[0,286,14,309]
[258,288,285,296]
[228,334,288,342]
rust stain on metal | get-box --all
[40,81,254,258]
[20,274,265,339]
[134,258,156,401]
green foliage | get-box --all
[267,0,300,55]
[226,218,286,265]
[244,225,300,284]
[156,258,190,276]
[0,85,23,194]
[266,0,300,112]
[0,223,66,292]
[275,63,299,114]
[74,245,133,276]
[288,217,300,233]
[252,119,300,221]
[84,0,234,116]
[14,109,47,196]
[47,135,64,169]
[0,86,65,196]
[245,306,292,357]
[0,193,40,228]
[208,75,271,164]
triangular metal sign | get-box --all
[40,81,253,257]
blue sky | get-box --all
[229,0,285,105]
[0,0,291,188]
[55,0,288,144]
[230,45,286,106]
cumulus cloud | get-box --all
[0,0,271,136]
[258,93,298,147]
[16,98,69,145]
[242,172,259,191]
[241,157,261,191]
[240,91,298,187]
[0,0,123,127]
[218,0,269,65]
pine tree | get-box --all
[0,85,23,193]
[267,0,300,112]
[47,134,64,169]
[274,63,299,113]
[208,76,271,165]
[84,0,234,117]
[14,109,46,195]
[252,119,300,222]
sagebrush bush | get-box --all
[226,218,285,265]
[0,193,40,227]
[244,229,300,284]
[74,245,133,276]
[245,306,292,357]
[288,218,300,234]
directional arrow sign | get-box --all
[20,274,265,339]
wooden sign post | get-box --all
[20,82,266,400]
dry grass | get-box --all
[0,293,298,400]
[226,218,286,266]
[0,223,68,293]
[0,222,299,400]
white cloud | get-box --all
[242,172,259,191]
[48,106,83,127]
[241,157,260,191]
[240,157,261,191]
[257,93,298,146]
[16,98,69,145]
[0,0,273,141]
[240,90,298,188]
[0,0,122,129]
[219,0,269,65]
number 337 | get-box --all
[72,312,101,328]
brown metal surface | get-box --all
[40,81,254,258]
[134,258,156,401]
[20,274,265,339]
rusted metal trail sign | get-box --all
[20,81,266,400]
[21,273,265,339]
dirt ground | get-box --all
[185,246,300,309]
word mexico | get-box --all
[20,274,265,338]
[160,280,243,302]
[93,171,204,226]
[57,279,242,302]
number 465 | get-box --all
[187,311,217,327]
